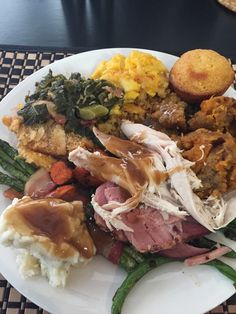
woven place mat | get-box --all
[0,49,236,314]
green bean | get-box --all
[0,172,24,192]
[207,259,236,282]
[119,251,138,272]
[0,156,28,183]
[123,246,145,264]
[112,256,172,314]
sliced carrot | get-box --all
[47,184,90,204]
[50,161,73,185]
[4,188,23,200]
[46,185,76,201]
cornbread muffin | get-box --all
[169,49,234,103]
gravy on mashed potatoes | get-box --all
[0,197,95,287]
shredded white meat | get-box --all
[121,121,235,232]
[69,121,236,232]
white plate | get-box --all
[0,48,235,314]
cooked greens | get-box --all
[18,70,124,142]
[17,103,50,125]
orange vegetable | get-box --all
[73,166,103,188]
[4,188,23,200]
[47,184,90,204]
[50,161,73,185]
[46,185,77,201]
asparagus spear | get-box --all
[112,256,172,314]
[0,172,24,192]
[0,148,24,172]
[0,139,36,176]
[14,156,37,176]
[0,156,28,183]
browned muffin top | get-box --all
[169,49,234,103]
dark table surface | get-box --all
[0,0,236,58]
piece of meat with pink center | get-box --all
[122,206,183,252]
[94,182,209,253]
[94,182,130,242]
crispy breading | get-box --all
[18,144,56,171]
[17,120,67,156]
[4,116,96,169]
[66,132,94,153]
[3,116,23,133]
[5,116,67,156]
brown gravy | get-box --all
[8,198,94,259]
[19,200,71,243]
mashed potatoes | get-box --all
[0,197,95,287]
[91,50,169,101]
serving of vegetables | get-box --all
[17,70,123,146]
[87,218,236,314]
[0,136,236,314]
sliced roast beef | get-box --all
[94,182,209,253]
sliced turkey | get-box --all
[121,121,236,231]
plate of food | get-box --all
[0,48,236,314]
